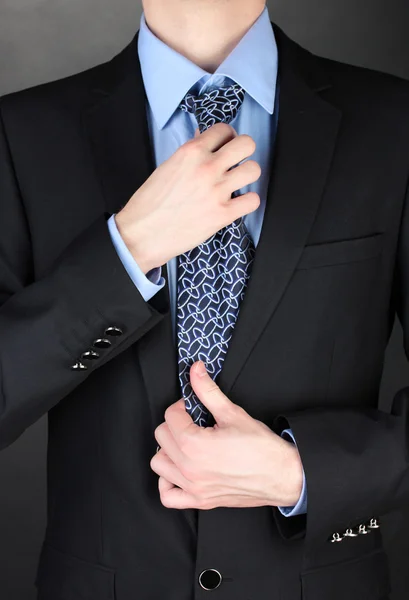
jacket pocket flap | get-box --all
[301,547,391,600]
[297,233,384,270]
[35,543,115,600]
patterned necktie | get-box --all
[176,82,256,427]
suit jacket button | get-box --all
[198,569,222,590]
[105,326,123,337]
[93,338,112,349]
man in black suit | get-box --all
[0,0,408,598]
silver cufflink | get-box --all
[331,517,380,543]
[368,518,380,529]
[343,528,358,538]
[357,524,370,535]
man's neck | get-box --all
[142,1,266,73]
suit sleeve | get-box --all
[0,101,169,451]
[271,173,409,546]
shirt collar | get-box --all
[137,5,278,131]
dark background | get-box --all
[1,0,409,598]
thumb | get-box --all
[190,361,238,426]
[194,127,200,138]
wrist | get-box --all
[283,443,304,506]
[271,440,304,508]
[114,212,159,274]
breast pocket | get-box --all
[296,233,384,270]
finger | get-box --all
[221,159,261,195]
[165,398,199,442]
[154,422,184,465]
[151,452,190,489]
[158,475,175,496]
[195,122,237,153]
[189,361,235,427]
[158,477,199,510]
[224,191,261,224]
[215,134,256,173]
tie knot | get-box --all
[179,82,245,133]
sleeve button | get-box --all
[81,350,100,360]
[105,326,123,337]
[71,361,88,371]
[93,338,112,349]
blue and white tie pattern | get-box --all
[177,82,256,427]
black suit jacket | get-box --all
[1,21,409,600]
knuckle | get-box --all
[180,139,205,160]
[183,478,198,496]
[192,493,204,507]
[154,422,165,438]
[196,497,211,510]
[176,141,191,159]
[164,406,172,422]
[181,461,198,480]
[198,157,217,179]
[227,404,240,419]
[190,482,205,497]
[234,403,248,417]
[159,491,172,508]
[215,122,235,136]
[178,430,193,453]
[193,138,208,156]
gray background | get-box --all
[1,0,409,598]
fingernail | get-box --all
[197,361,207,377]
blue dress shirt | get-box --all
[107,5,307,516]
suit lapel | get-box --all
[83,29,172,313]
[83,33,155,218]
[215,25,342,397]
[82,24,342,414]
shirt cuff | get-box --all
[107,214,165,302]
[277,428,307,517]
